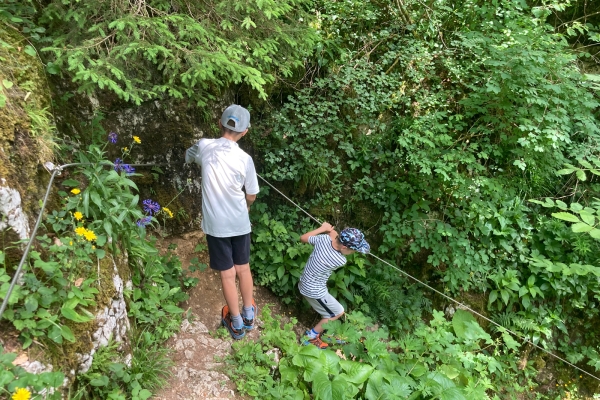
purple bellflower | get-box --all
[136,216,152,227]
[142,199,161,215]
[108,132,118,144]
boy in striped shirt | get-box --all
[298,222,370,349]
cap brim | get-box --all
[351,240,370,254]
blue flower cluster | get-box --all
[113,158,135,175]
[136,199,161,228]
[142,199,161,215]
[108,132,118,144]
[136,216,152,227]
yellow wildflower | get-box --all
[133,136,141,144]
[163,207,174,218]
[92,245,96,249]
[71,188,81,195]
[73,211,83,221]
[69,241,73,245]
[12,387,31,400]
[83,229,97,242]
[122,147,128,152]
[75,226,86,236]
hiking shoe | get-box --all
[302,332,328,349]
[323,335,346,345]
[242,299,258,330]
[221,306,245,340]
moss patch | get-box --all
[0,24,55,247]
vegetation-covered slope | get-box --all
[1,0,600,398]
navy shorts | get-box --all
[206,233,251,271]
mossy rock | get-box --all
[0,25,56,260]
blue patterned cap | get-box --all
[339,228,370,254]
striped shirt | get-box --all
[298,235,347,299]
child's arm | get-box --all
[300,222,334,243]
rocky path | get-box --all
[152,231,300,400]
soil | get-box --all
[152,230,311,400]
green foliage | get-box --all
[73,339,152,400]
[226,306,533,399]
[248,2,600,396]
[0,344,64,399]
[127,238,189,339]
[35,0,316,105]
[250,202,315,304]
[354,262,430,334]
[0,0,45,41]
[0,233,98,349]
[1,126,194,396]
[250,200,368,305]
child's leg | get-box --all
[305,294,344,335]
[313,311,344,333]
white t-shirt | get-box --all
[187,137,259,237]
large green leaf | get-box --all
[572,222,593,233]
[61,306,93,323]
[551,212,580,223]
[313,371,348,400]
[452,309,477,340]
[322,349,341,375]
[339,360,373,384]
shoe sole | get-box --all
[301,339,328,349]
[222,305,245,340]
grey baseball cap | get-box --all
[220,104,251,133]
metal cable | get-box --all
[3,167,599,382]
[0,161,174,320]
[257,173,600,383]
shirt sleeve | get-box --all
[185,141,201,164]
[244,156,260,195]
[308,234,326,245]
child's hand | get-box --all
[320,222,334,232]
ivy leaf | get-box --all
[572,222,593,233]
[61,325,76,342]
[502,331,521,351]
[452,309,477,340]
[48,325,63,344]
[551,212,580,223]
[556,168,575,175]
[488,290,498,307]
[61,306,92,322]
[46,62,60,75]
[24,45,37,57]
[25,297,38,312]
[162,304,183,314]
[90,375,109,387]
[62,179,80,187]
[579,211,596,226]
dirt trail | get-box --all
[152,230,304,400]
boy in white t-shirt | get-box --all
[185,105,259,339]
[298,222,370,349]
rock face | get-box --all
[0,27,54,263]
[0,181,30,240]
[52,86,234,235]
[78,256,132,374]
